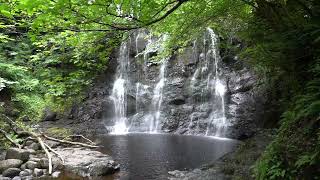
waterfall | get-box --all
[108,33,168,134]
[187,28,228,137]
[110,42,130,134]
[106,29,228,137]
[206,28,227,136]
[149,60,167,133]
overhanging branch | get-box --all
[64,0,189,31]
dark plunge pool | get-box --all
[94,133,238,180]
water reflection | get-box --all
[97,133,238,180]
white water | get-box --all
[187,28,228,137]
[110,42,130,134]
[135,83,149,112]
[109,34,168,134]
[206,28,228,136]
[149,60,167,133]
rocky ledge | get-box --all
[0,142,119,180]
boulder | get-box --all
[39,157,63,170]
[2,168,21,178]
[19,169,32,177]
[28,143,40,151]
[52,171,61,178]
[0,175,11,180]
[28,158,40,163]
[45,140,60,148]
[26,149,36,155]
[5,148,30,162]
[25,161,40,170]
[33,168,44,177]
[20,163,26,171]
[43,108,57,121]
[21,176,33,180]
[12,176,22,180]
[0,159,23,173]
[56,147,120,177]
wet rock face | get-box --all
[67,31,275,139]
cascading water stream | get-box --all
[187,28,228,137]
[149,60,167,133]
[109,33,168,134]
[110,42,130,134]
[206,28,227,136]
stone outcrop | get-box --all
[62,31,277,139]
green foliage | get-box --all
[242,1,320,178]
[0,15,120,122]
[150,0,251,57]
[254,59,320,179]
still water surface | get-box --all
[95,133,238,180]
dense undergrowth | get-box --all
[0,30,121,121]
[254,60,320,179]
[240,1,320,179]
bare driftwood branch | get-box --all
[63,0,189,31]
[44,143,65,164]
[63,135,95,145]
[43,134,99,148]
[0,114,19,134]
[35,135,53,174]
[0,128,21,148]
